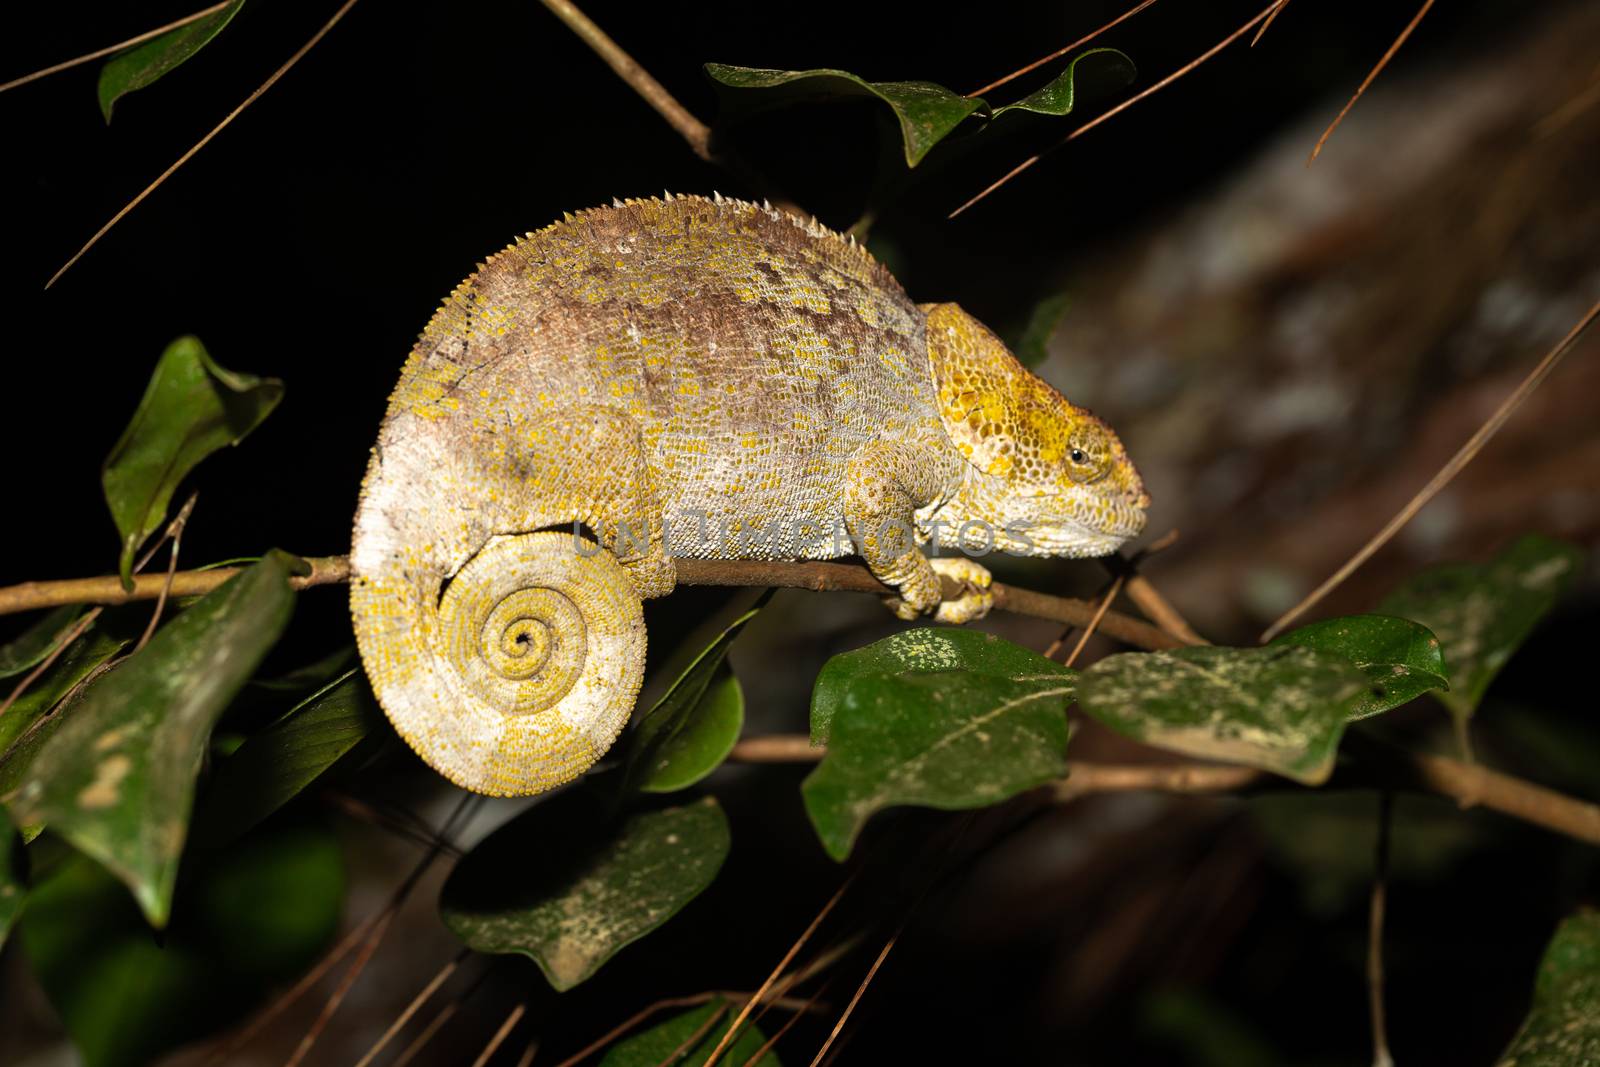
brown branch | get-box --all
[1261,294,1599,641]
[726,737,1600,848]
[538,0,712,161]
[0,554,1184,651]
[1309,0,1434,163]
[966,0,1161,99]
[0,555,351,615]
[950,0,1287,219]
[46,0,362,288]
[0,1,235,95]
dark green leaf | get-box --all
[804,629,1073,861]
[20,819,341,1067]
[625,604,762,794]
[0,606,83,678]
[97,1,246,122]
[103,336,283,586]
[1011,292,1070,368]
[1270,614,1448,720]
[812,627,1068,745]
[440,793,729,990]
[1380,535,1583,720]
[193,669,382,845]
[0,807,23,950]
[705,49,1134,168]
[599,996,779,1067]
[0,613,132,765]
[988,48,1137,118]
[1077,645,1369,785]
[1496,909,1600,1066]
[638,665,744,794]
[4,552,296,926]
[706,64,982,167]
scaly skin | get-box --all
[351,194,1148,796]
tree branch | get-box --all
[726,736,1600,848]
[0,554,1187,651]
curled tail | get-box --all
[352,485,647,795]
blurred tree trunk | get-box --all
[1044,1,1600,638]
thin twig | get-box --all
[392,1002,464,1067]
[737,975,836,1067]
[1250,0,1291,46]
[1064,574,1125,667]
[805,935,896,1067]
[950,0,1286,219]
[46,0,362,288]
[471,1003,528,1067]
[283,792,476,1067]
[0,609,99,720]
[201,911,384,1066]
[724,738,1600,847]
[966,0,1161,99]
[1369,791,1395,1067]
[658,1002,730,1067]
[352,950,469,1067]
[1309,0,1435,162]
[0,1,235,94]
[701,876,856,1067]
[0,555,1182,651]
[538,0,711,161]
[135,493,197,652]
[1261,295,1599,641]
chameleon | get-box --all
[351,193,1148,796]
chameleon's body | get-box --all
[351,195,1147,796]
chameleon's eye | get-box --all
[1070,448,1087,464]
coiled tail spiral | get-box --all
[351,530,646,796]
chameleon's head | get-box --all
[923,303,1149,558]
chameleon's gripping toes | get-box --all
[351,195,1148,796]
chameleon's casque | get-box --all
[351,194,1148,796]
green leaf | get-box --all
[1011,292,1070,368]
[988,48,1137,118]
[20,819,341,1067]
[803,629,1073,861]
[706,64,982,167]
[0,807,24,950]
[812,627,1067,745]
[1496,909,1600,1066]
[193,669,383,845]
[1077,645,1369,785]
[0,611,133,765]
[625,604,762,794]
[440,794,729,991]
[0,606,83,678]
[705,49,1134,167]
[1380,535,1583,720]
[4,552,296,926]
[638,665,744,794]
[599,996,779,1067]
[1270,614,1448,720]
[103,336,283,586]
[97,0,246,122]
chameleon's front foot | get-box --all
[884,556,994,624]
